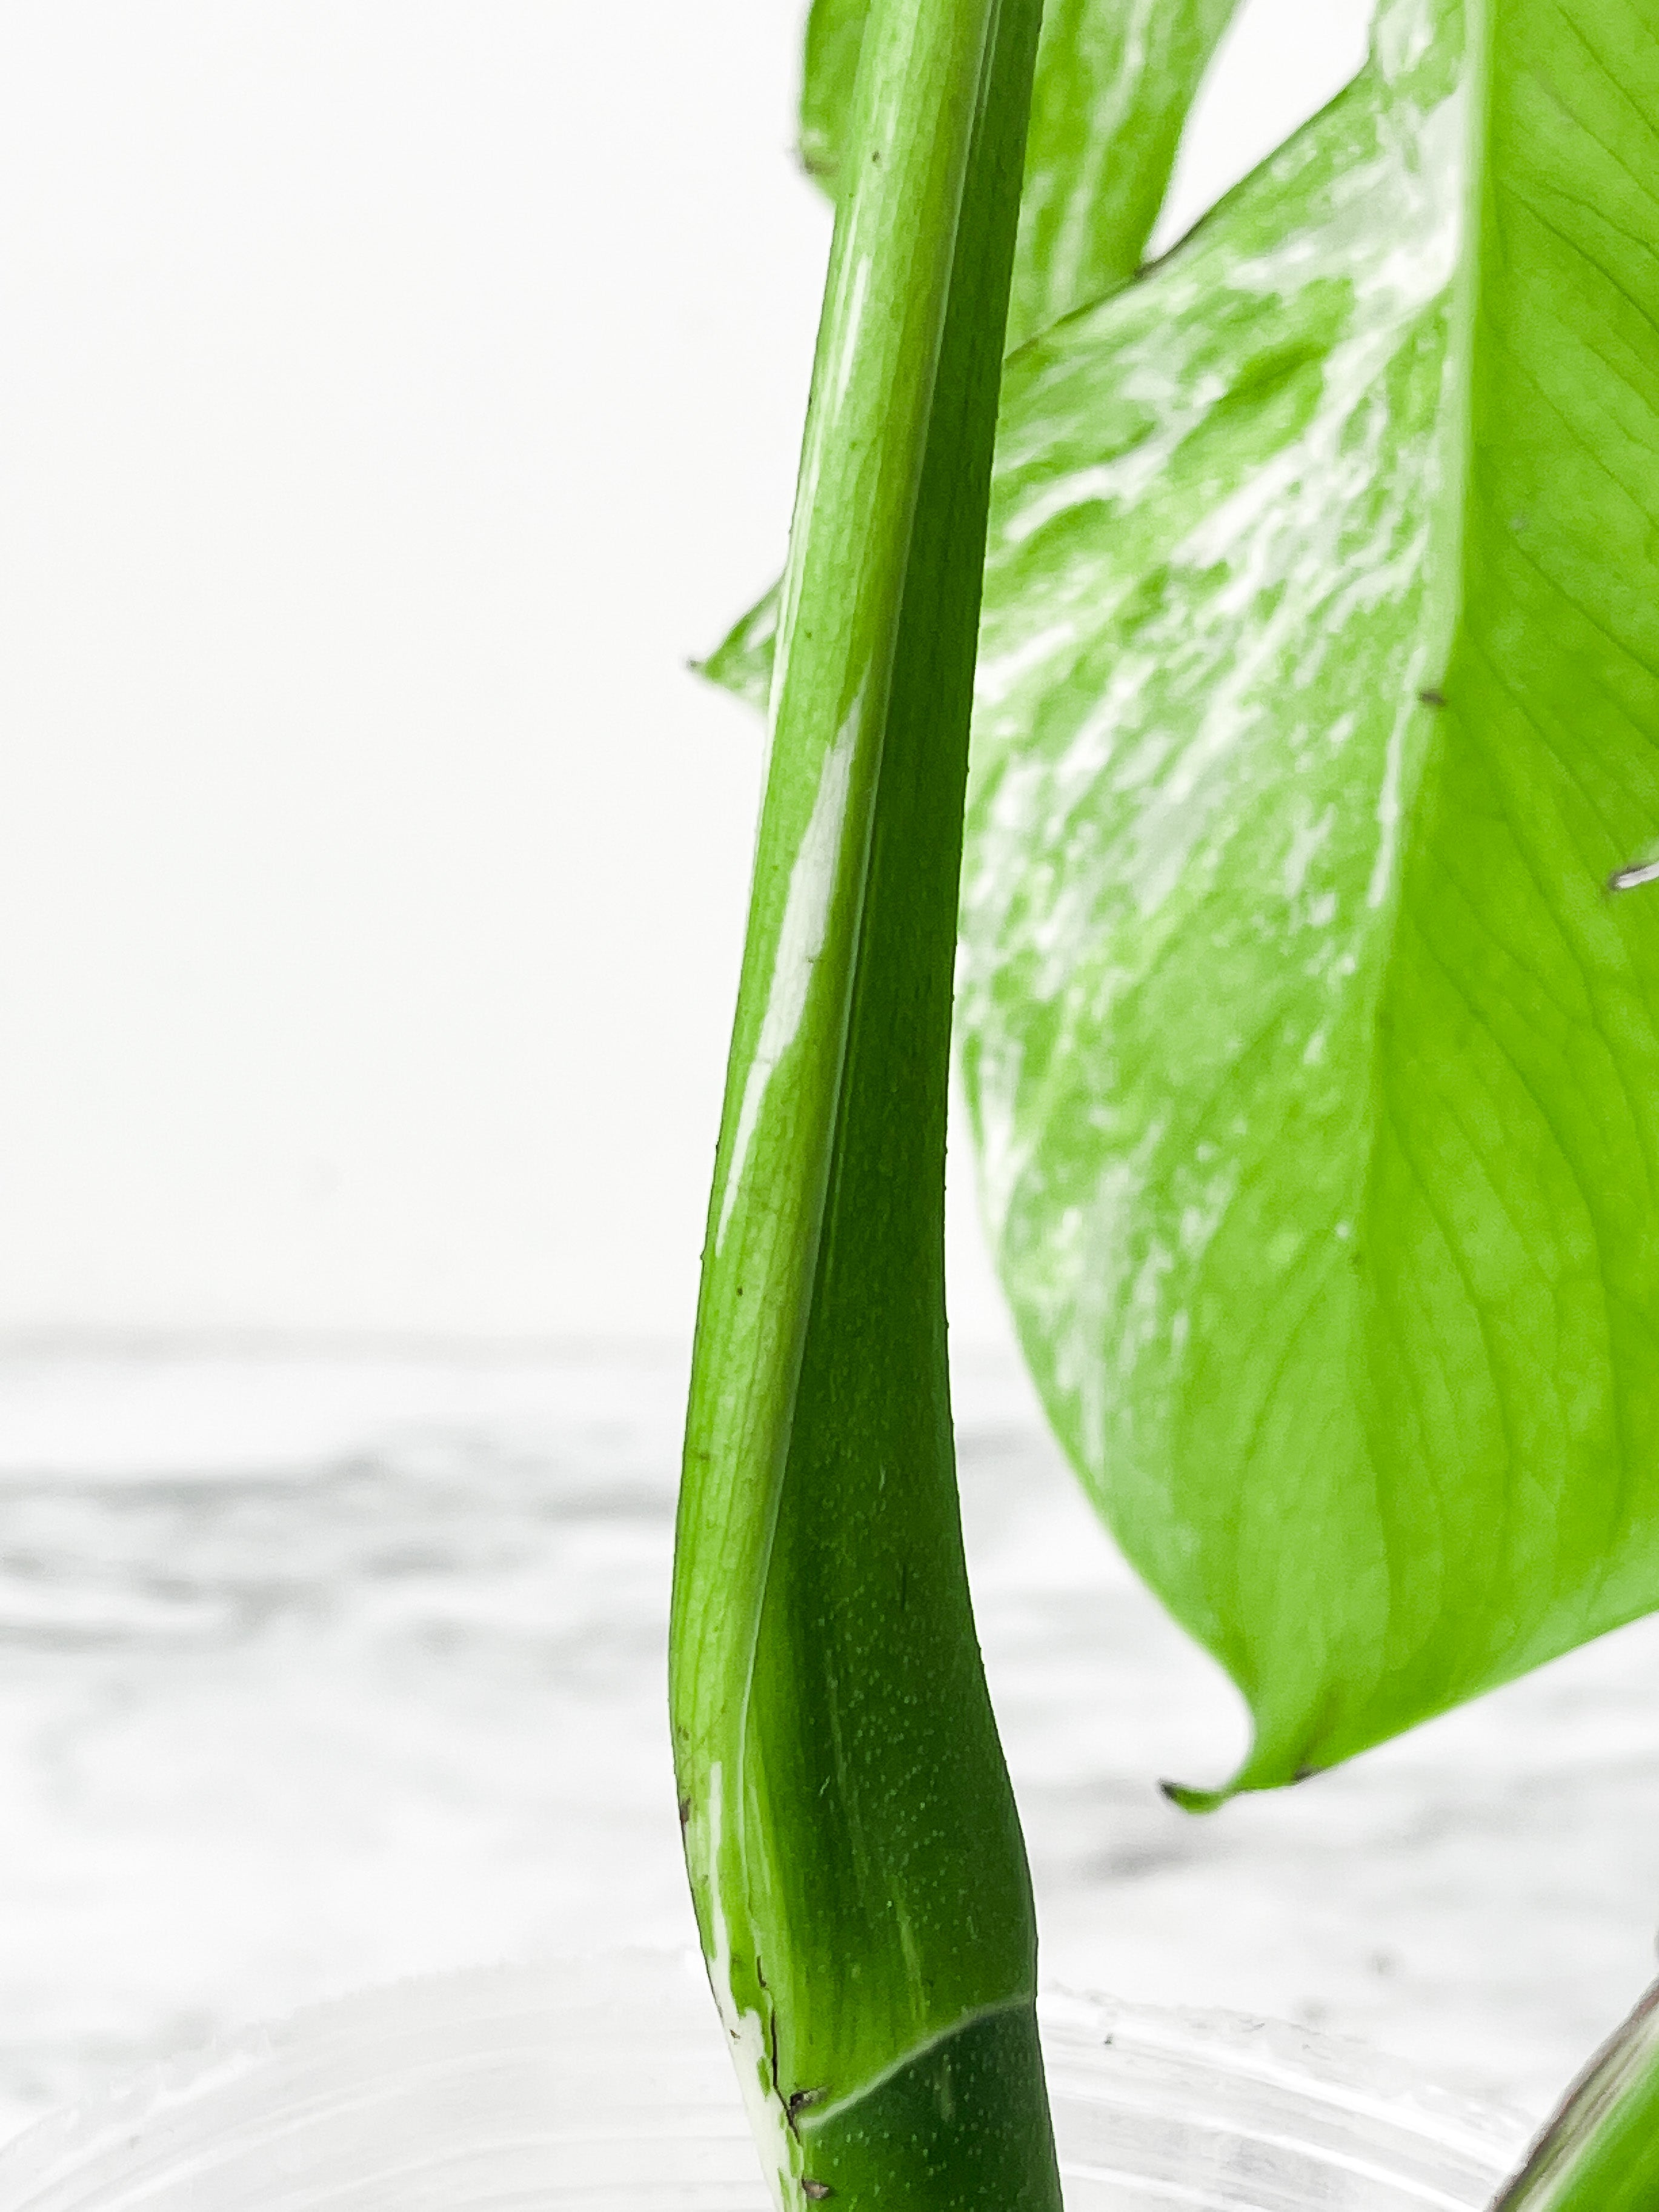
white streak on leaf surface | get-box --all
[716,706,862,1254]
[700,1765,791,2210]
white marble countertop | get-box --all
[0,1341,1653,2143]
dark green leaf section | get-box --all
[799,0,1243,347]
[672,0,1059,2202]
[962,0,1659,1801]
[1492,1983,1659,2211]
[793,2003,1058,2210]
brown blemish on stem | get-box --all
[785,2087,828,2141]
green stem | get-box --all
[1490,1983,1659,2211]
[670,0,1057,2205]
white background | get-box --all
[0,0,1374,1346]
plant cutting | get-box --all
[670,0,1060,2202]
[680,0,1659,2203]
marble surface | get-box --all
[0,1342,1654,2144]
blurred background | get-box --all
[2,0,1656,2156]
[0,0,1377,1346]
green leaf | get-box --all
[672,0,1061,2203]
[960,0,1659,1801]
[799,0,1244,347]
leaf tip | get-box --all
[1159,1778,1228,1816]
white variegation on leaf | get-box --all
[960,0,1466,1795]
[964,0,1659,1803]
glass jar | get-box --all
[0,1951,1533,2212]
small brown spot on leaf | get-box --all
[785,2087,827,2139]
[802,2183,834,2202]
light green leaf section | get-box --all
[799,0,866,193]
[961,0,1659,1799]
[798,0,1242,347]
[694,586,775,714]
